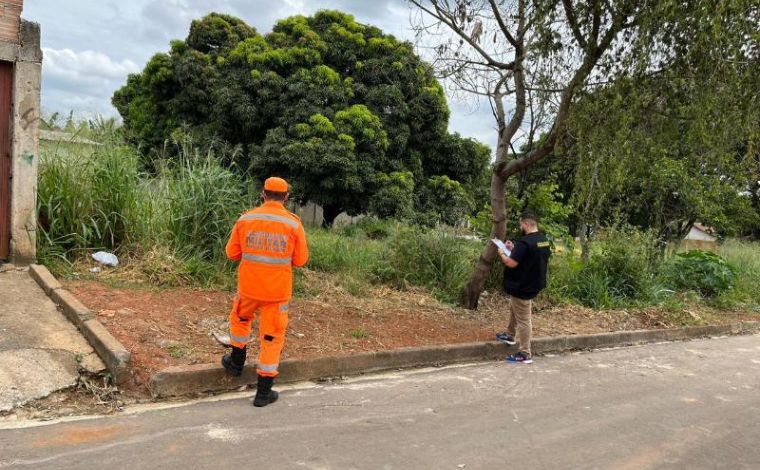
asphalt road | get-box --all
[1,334,759,470]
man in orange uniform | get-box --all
[222,177,309,407]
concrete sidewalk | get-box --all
[2,334,758,469]
[0,268,103,411]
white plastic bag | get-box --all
[92,251,119,267]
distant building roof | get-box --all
[685,223,717,242]
[692,223,716,235]
[40,129,100,146]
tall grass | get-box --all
[554,227,662,308]
[376,228,480,303]
[38,140,141,255]
[161,156,246,261]
[38,137,248,286]
[307,229,385,274]
[714,240,760,310]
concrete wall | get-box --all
[0,4,41,264]
[290,201,363,227]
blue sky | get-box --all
[23,0,497,149]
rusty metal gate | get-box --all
[0,61,12,260]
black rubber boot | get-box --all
[253,375,279,407]
[221,346,246,377]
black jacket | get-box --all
[503,231,551,300]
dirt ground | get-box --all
[64,269,760,395]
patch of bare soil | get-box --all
[64,269,760,395]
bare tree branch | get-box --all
[499,3,635,179]
[409,0,515,70]
[487,0,520,49]
[561,0,588,48]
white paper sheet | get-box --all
[491,238,511,257]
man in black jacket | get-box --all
[495,212,551,364]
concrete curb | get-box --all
[29,264,131,384]
[29,264,61,295]
[149,321,760,398]
[50,288,95,324]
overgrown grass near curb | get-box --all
[38,137,760,313]
[713,240,760,311]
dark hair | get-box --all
[263,190,288,201]
[520,211,538,224]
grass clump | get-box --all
[38,137,245,288]
[712,240,760,310]
[348,328,370,339]
[306,228,384,275]
[161,155,246,261]
[38,139,142,254]
[558,227,661,308]
[377,228,479,303]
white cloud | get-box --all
[27,1,500,150]
[40,48,140,116]
[43,48,140,82]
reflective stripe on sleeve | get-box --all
[242,253,292,265]
[239,213,298,229]
[279,303,289,312]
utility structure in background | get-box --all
[0,0,41,264]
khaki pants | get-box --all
[506,296,532,356]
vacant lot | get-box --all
[66,268,760,393]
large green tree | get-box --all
[113,11,489,226]
[410,0,760,308]
[564,77,759,244]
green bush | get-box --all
[418,175,474,227]
[573,270,617,308]
[543,253,583,304]
[664,250,736,297]
[567,227,660,307]
[369,172,415,220]
[378,228,478,303]
[339,216,396,240]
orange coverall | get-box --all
[225,201,309,377]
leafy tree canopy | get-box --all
[113,10,490,225]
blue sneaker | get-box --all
[506,352,533,364]
[495,332,517,345]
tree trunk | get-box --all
[460,171,508,309]
[580,221,590,264]
[322,205,342,228]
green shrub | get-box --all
[378,228,478,303]
[356,217,396,240]
[543,253,583,304]
[664,250,736,297]
[418,175,474,227]
[574,270,617,308]
[340,216,396,240]
[564,227,660,307]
